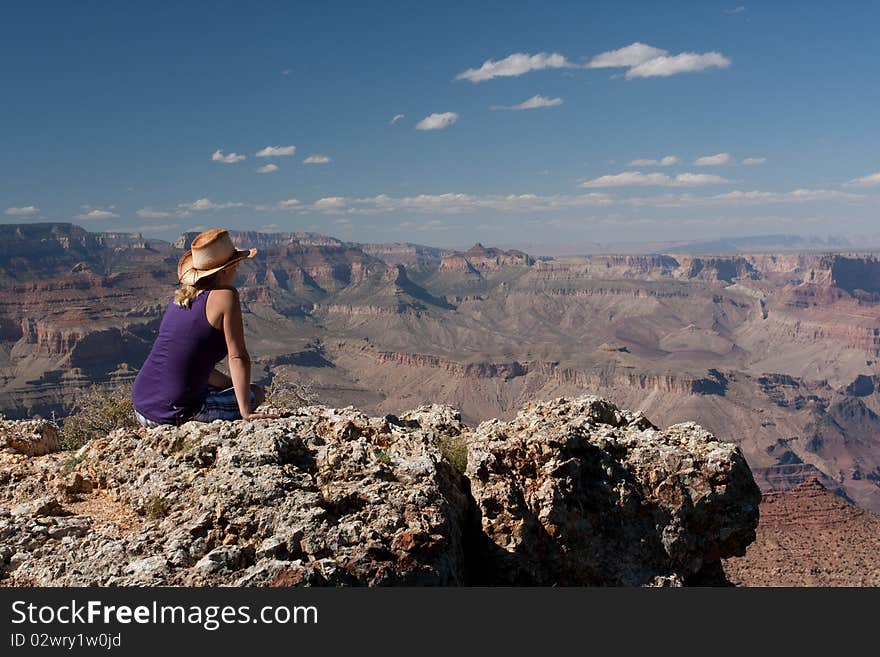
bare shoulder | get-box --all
[205,287,240,330]
[208,287,239,308]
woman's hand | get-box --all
[242,411,280,421]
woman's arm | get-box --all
[219,288,255,418]
[207,368,232,388]
[215,288,273,420]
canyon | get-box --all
[1,222,879,515]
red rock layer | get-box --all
[723,478,880,586]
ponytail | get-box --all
[174,284,200,308]
[173,271,221,308]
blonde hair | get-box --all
[173,272,221,308]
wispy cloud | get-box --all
[628,155,678,167]
[725,5,746,14]
[390,113,405,125]
[314,192,613,215]
[136,208,174,219]
[415,112,459,130]
[694,152,734,166]
[255,145,296,158]
[624,189,866,207]
[456,52,575,83]
[254,198,302,212]
[626,52,730,78]
[77,209,119,220]
[843,172,880,188]
[491,95,563,111]
[256,164,278,173]
[588,42,668,68]
[741,157,766,165]
[396,219,449,232]
[312,197,349,212]
[304,154,331,164]
[4,205,39,216]
[212,149,246,163]
[179,198,245,212]
[580,171,728,188]
[111,223,179,233]
[585,42,731,79]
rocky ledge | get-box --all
[0,396,760,586]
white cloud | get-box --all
[257,164,278,174]
[580,171,728,188]
[304,154,331,164]
[843,172,880,188]
[4,205,39,216]
[674,173,730,185]
[725,6,746,14]
[342,192,613,214]
[77,209,119,220]
[136,208,173,219]
[628,155,678,167]
[255,145,296,158]
[625,51,731,78]
[390,114,405,125]
[741,157,766,165]
[212,149,246,163]
[120,223,179,233]
[588,42,668,68]
[415,112,459,130]
[582,172,670,187]
[491,95,563,111]
[398,219,450,232]
[694,152,734,166]
[624,188,866,207]
[312,197,349,212]
[179,198,245,212]
[455,52,575,83]
[255,198,302,212]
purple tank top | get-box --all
[132,290,228,424]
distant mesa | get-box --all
[439,243,534,274]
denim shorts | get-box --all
[134,386,257,426]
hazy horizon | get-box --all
[3,2,880,246]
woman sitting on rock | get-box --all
[132,228,275,426]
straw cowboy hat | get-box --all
[177,228,257,285]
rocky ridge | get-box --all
[0,396,760,586]
[723,478,880,586]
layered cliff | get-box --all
[723,478,880,586]
[3,224,880,518]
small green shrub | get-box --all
[61,384,138,450]
[60,454,85,475]
[375,449,392,465]
[145,495,171,519]
[263,370,319,411]
[438,435,468,474]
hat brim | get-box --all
[177,247,257,286]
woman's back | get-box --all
[132,290,228,424]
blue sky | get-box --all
[2,1,880,248]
